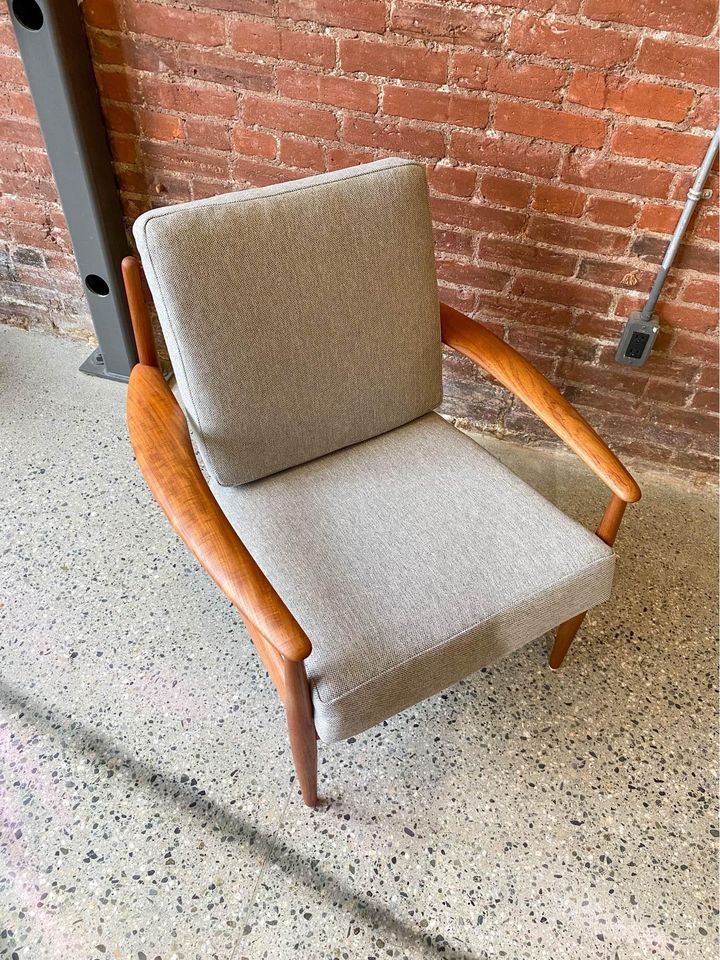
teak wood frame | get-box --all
[122,257,640,808]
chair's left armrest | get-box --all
[440,303,641,504]
[127,363,312,662]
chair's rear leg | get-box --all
[549,611,587,670]
[284,659,318,807]
[550,494,628,671]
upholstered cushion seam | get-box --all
[310,553,613,707]
[136,160,423,229]
[138,220,208,475]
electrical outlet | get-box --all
[615,311,659,367]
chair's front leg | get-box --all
[549,494,628,670]
[284,658,318,807]
[549,611,587,669]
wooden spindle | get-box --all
[122,255,157,368]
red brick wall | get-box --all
[1,0,718,473]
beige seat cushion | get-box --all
[133,158,442,486]
[210,413,615,742]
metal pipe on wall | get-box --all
[7,0,138,381]
[641,124,720,322]
[615,124,719,366]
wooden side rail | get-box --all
[127,364,311,668]
[440,303,641,505]
[122,258,312,674]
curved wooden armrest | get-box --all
[440,303,641,504]
[127,363,312,662]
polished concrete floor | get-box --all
[0,324,717,960]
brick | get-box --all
[638,204,682,235]
[528,215,628,255]
[280,136,325,170]
[0,89,36,119]
[277,68,378,113]
[340,39,447,84]
[244,97,337,139]
[326,146,374,169]
[0,117,44,149]
[431,196,527,235]
[138,110,183,142]
[231,22,335,68]
[495,102,606,148]
[427,165,476,197]
[691,389,719,413]
[655,301,718,333]
[561,152,673,199]
[102,102,137,135]
[644,378,694,407]
[112,37,274,91]
[383,86,488,128]
[476,292,573,330]
[567,71,694,123]
[141,141,231,179]
[0,142,51,178]
[174,49,274,92]
[390,1,503,48]
[436,258,510,292]
[612,126,709,167]
[631,234,718,276]
[342,116,445,158]
[532,184,584,217]
[508,14,636,68]
[438,284,477,316]
[479,237,577,276]
[96,67,139,104]
[585,197,639,227]
[109,134,137,165]
[578,259,654,292]
[0,54,25,85]
[231,127,277,158]
[452,53,566,103]
[479,174,531,209]
[637,39,719,86]
[693,92,719,130]
[585,0,716,37]
[683,279,718,307]
[233,157,301,187]
[125,4,225,46]
[671,170,718,202]
[89,32,124,66]
[82,0,122,30]
[513,274,612,313]
[140,78,237,117]
[198,0,272,10]
[433,226,474,257]
[694,211,719,244]
[698,366,720,390]
[185,119,231,151]
[279,0,386,32]
[450,131,561,177]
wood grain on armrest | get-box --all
[440,303,641,504]
[126,363,312,662]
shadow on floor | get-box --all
[0,677,484,960]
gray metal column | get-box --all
[8,0,138,381]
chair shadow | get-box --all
[0,677,485,960]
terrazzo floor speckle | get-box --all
[0,325,717,960]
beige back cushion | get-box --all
[133,158,442,485]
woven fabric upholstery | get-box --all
[210,413,615,742]
[133,158,442,485]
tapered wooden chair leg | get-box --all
[284,659,318,807]
[549,611,587,670]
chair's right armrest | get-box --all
[127,363,311,663]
